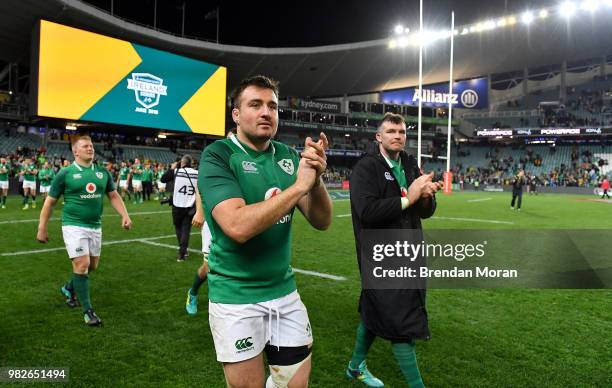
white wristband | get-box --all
[401,197,409,210]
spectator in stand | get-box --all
[601,178,610,199]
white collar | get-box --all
[231,135,275,156]
[381,152,401,168]
[73,161,94,172]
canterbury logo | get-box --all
[235,337,253,350]
[242,161,258,173]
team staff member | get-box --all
[511,170,526,211]
[161,155,204,262]
[142,163,154,201]
[36,135,132,326]
[347,113,441,387]
[199,75,332,388]
[0,156,10,209]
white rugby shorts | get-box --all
[22,180,36,190]
[61,225,102,258]
[209,290,312,363]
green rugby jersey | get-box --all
[119,167,130,180]
[0,162,10,181]
[142,167,153,182]
[38,168,55,186]
[384,155,408,195]
[131,164,143,180]
[199,137,301,304]
[21,164,37,181]
[49,162,115,228]
[155,169,165,181]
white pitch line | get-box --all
[0,210,171,225]
[337,213,512,224]
[0,232,195,257]
[292,268,346,281]
[467,197,492,203]
[138,240,347,281]
[432,216,514,225]
[139,239,201,254]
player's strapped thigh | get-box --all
[265,344,311,387]
[62,226,102,259]
[0,181,8,189]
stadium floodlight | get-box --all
[581,0,600,11]
[539,9,549,18]
[476,22,484,32]
[397,36,409,47]
[388,39,397,49]
[157,134,167,139]
[521,11,535,24]
[439,29,453,39]
[412,30,436,46]
[404,27,411,34]
[559,1,577,17]
[497,17,507,26]
[461,27,469,35]
[469,25,477,33]
[484,20,496,30]
[508,16,517,25]
[395,24,405,35]
[65,125,77,130]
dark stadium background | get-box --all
[83,0,542,47]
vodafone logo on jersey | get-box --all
[264,187,282,200]
[86,183,97,194]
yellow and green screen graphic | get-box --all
[35,20,226,136]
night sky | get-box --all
[83,0,546,47]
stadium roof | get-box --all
[2,0,612,98]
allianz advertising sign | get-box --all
[382,78,488,109]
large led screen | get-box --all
[32,20,226,135]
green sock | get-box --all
[190,273,207,296]
[1,196,5,205]
[32,195,36,202]
[65,279,74,292]
[349,321,376,369]
[22,196,28,205]
[392,342,424,388]
[72,273,92,312]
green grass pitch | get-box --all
[0,191,610,387]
